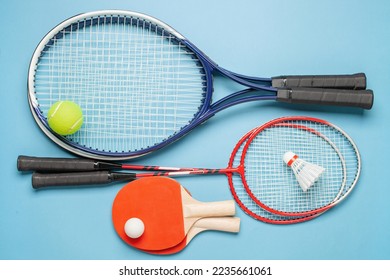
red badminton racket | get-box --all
[19,116,360,217]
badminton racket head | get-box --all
[239,116,360,217]
[227,128,320,224]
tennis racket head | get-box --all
[28,10,212,160]
[238,116,360,217]
[227,128,320,224]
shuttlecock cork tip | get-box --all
[283,151,297,166]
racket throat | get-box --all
[109,172,137,182]
[226,165,244,176]
[95,161,122,170]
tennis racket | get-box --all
[20,116,361,217]
[28,10,374,160]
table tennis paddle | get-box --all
[112,177,236,250]
[144,216,240,255]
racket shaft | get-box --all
[272,73,366,89]
[31,169,233,188]
[276,88,373,109]
[32,171,136,189]
[17,155,200,172]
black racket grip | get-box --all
[32,171,136,189]
[272,73,366,89]
[17,155,121,172]
[276,88,373,109]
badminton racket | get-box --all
[28,10,373,160]
[19,129,319,224]
[21,116,361,217]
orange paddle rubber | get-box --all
[112,177,236,251]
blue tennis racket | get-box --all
[28,10,373,160]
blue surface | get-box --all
[1,0,389,260]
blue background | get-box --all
[1,0,389,260]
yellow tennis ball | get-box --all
[47,101,84,135]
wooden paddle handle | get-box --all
[185,217,241,246]
[184,200,236,217]
[193,217,241,233]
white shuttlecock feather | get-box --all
[283,151,325,192]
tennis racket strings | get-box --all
[33,15,205,153]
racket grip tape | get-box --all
[276,88,373,109]
[272,73,366,90]
[32,171,136,189]
[17,155,121,172]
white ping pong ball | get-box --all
[124,218,145,239]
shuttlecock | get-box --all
[283,151,325,192]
